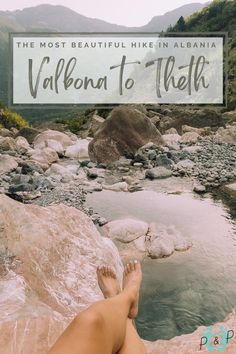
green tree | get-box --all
[176,16,186,31]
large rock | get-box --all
[45,163,79,181]
[181,132,200,144]
[89,106,163,164]
[162,134,181,150]
[15,136,31,154]
[0,195,122,354]
[0,128,14,138]
[146,223,192,259]
[65,139,90,160]
[33,130,74,150]
[145,167,172,180]
[102,218,191,261]
[30,147,59,170]
[102,218,149,243]
[214,126,236,144]
[0,137,16,151]
[0,154,18,174]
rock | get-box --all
[102,218,149,243]
[145,167,172,180]
[103,182,129,192]
[88,114,105,137]
[17,127,40,144]
[0,155,18,174]
[182,146,203,154]
[165,128,178,134]
[182,125,204,135]
[222,183,236,199]
[146,223,192,259]
[30,147,59,170]
[46,139,64,156]
[89,106,163,164]
[0,137,16,151]
[45,163,79,180]
[214,126,236,144]
[97,217,107,226]
[9,183,34,193]
[193,184,207,193]
[33,130,74,149]
[162,134,181,150]
[86,168,98,179]
[133,162,143,167]
[181,132,200,144]
[15,136,30,154]
[222,110,236,123]
[0,195,123,354]
[155,154,173,168]
[0,128,14,137]
[20,160,44,175]
[65,139,90,160]
[175,159,195,170]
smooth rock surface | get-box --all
[33,130,74,149]
[65,139,90,160]
[0,154,18,174]
[0,195,122,354]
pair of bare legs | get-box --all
[48,260,147,354]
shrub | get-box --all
[0,108,29,129]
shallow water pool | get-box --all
[86,190,236,341]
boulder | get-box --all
[33,130,74,149]
[0,154,18,174]
[102,218,149,243]
[0,128,14,137]
[0,195,122,354]
[17,127,40,144]
[146,223,192,259]
[46,139,64,156]
[165,128,178,134]
[214,126,236,144]
[30,147,59,170]
[222,183,236,199]
[145,167,172,180]
[15,136,31,154]
[182,125,204,135]
[89,106,163,164]
[45,163,79,180]
[0,137,16,151]
[162,134,181,150]
[88,114,105,137]
[222,110,236,123]
[181,132,200,144]
[65,139,90,160]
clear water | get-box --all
[86,190,236,341]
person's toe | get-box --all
[130,260,135,271]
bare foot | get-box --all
[123,260,142,319]
[97,266,121,298]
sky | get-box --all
[0,0,207,27]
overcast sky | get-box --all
[1,0,207,26]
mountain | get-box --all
[139,2,208,31]
[0,2,208,33]
[0,4,129,32]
